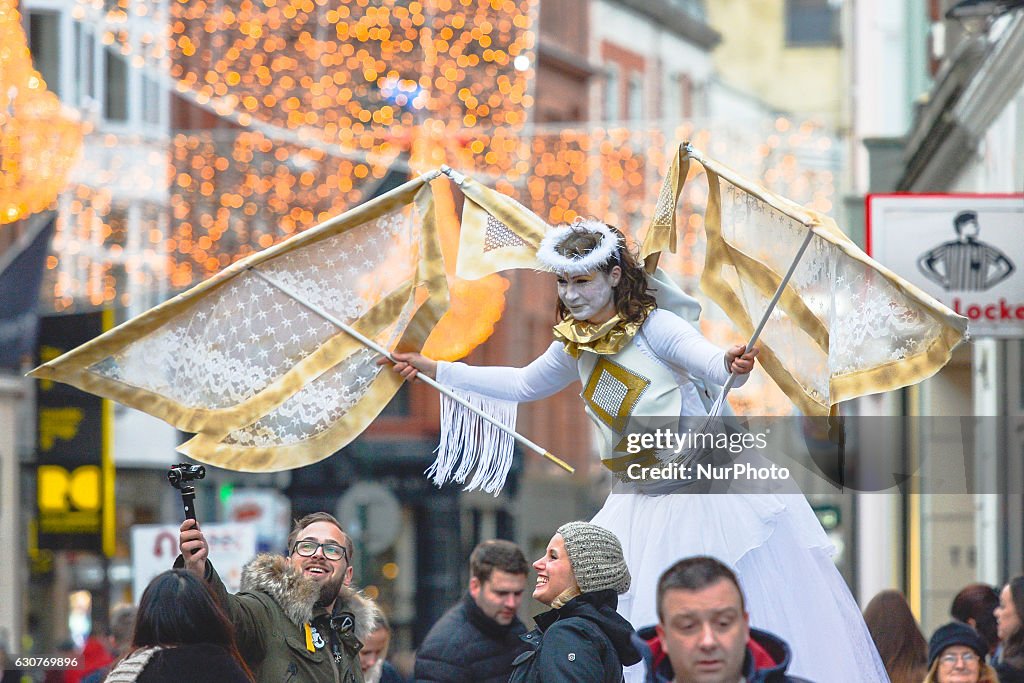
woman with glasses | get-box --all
[924,622,997,683]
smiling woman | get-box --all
[509,522,639,683]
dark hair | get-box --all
[1001,576,1024,667]
[951,583,999,652]
[470,539,528,583]
[863,590,927,683]
[954,211,978,234]
[553,223,656,325]
[131,570,253,680]
[656,556,745,622]
[287,512,352,562]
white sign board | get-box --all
[867,194,1024,337]
[130,522,256,602]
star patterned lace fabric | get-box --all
[31,174,448,471]
[642,144,969,416]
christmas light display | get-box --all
[27,0,838,375]
[0,0,83,225]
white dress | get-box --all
[437,309,888,682]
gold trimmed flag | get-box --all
[642,144,969,416]
[454,173,550,280]
[30,174,447,471]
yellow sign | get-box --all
[37,465,101,534]
[38,407,84,450]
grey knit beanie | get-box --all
[557,521,630,594]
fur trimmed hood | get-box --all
[239,553,381,641]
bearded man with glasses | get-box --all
[178,512,380,682]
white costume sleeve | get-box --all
[436,341,580,402]
[643,308,748,388]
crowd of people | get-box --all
[8,507,1024,683]
[15,511,1024,683]
[862,581,1024,683]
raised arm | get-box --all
[390,341,580,402]
[176,519,268,662]
[644,309,756,387]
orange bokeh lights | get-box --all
[0,0,83,225]
[40,0,839,353]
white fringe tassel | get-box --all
[428,388,518,496]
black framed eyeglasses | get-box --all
[292,540,347,562]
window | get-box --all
[27,5,165,132]
[785,0,841,46]
[104,48,129,122]
[667,73,693,121]
[27,11,62,97]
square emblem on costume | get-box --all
[582,357,650,433]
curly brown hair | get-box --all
[552,223,655,325]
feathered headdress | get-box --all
[535,218,622,276]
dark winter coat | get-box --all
[103,643,251,682]
[413,593,527,683]
[508,590,640,683]
[996,659,1024,683]
[186,554,379,683]
[632,624,813,683]
[379,661,405,683]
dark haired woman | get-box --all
[953,583,1001,657]
[388,218,886,682]
[103,569,252,682]
[995,577,1024,682]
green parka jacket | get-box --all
[201,554,379,683]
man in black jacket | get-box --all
[414,539,529,683]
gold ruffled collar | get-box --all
[553,314,646,357]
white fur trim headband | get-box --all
[535,218,622,275]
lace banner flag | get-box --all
[30,174,447,471]
[453,173,551,280]
[642,144,970,416]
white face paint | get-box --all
[556,266,621,323]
